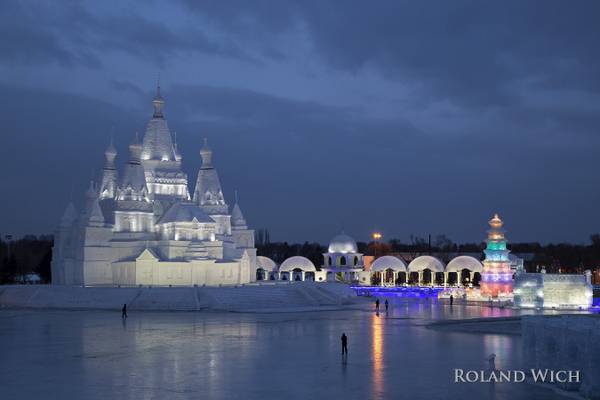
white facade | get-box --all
[513,270,593,309]
[51,87,256,286]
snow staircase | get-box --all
[200,283,330,311]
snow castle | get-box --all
[51,86,256,286]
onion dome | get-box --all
[104,138,117,166]
[328,232,358,254]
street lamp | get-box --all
[372,232,383,260]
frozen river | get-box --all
[0,298,566,400]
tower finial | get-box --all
[200,137,213,167]
[152,77,164,118]
[157,72,161,94]
[234,190,238,203]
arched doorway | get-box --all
[292,268,303,281]
[256,268,266,281]
[305,271,315,281]
[472,272,481,286]
[423,269,433,285]
[407,271,416,285]
[384,268,395,285]
[371,272,381,285]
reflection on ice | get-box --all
[0,298,568,400]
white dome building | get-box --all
[279,256,317,281]
[407,256,445,286]
[371,256,408,286]
[445,256,483,286]
[321,232,364,283]
[256,256,277,281]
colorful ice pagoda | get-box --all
[479,214,513,298]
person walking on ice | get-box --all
[341,333,348,357]
[384,299,389,312]
[121,303,128,319]
[375,299,380,311]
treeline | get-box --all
[0,235,53,284]
[2,232,600,285]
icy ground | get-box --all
[0,298,570,400]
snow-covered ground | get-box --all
[0,283,360,312]
[0,297,574,400]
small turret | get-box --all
[193,138,227,213]
[231,202,247,229]
[104,138,117,165]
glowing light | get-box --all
[372,232,382,240]
[371,314,383,396]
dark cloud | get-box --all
[1,1,600,243]
[181,1,600,105]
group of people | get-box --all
[374,298,389,312]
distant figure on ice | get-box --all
[450,294,454,306]
[487,353,496,371]
[375,299,380,311]
[121,303,128,319]
[341,333,348,356]
[384,299,389,312]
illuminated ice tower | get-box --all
[480,214,513,298]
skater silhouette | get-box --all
[341,333,348,360]
[384,299,389,312]
[121,303,128,319]
[450,294,454,306]
[375,299,380,311]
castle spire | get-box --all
[152,78,164,118]
[200,138,213,168]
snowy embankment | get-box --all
[427,316,522,335]
[523,315,600,398]
[0,282,362,312]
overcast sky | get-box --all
[1,0,600,244]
